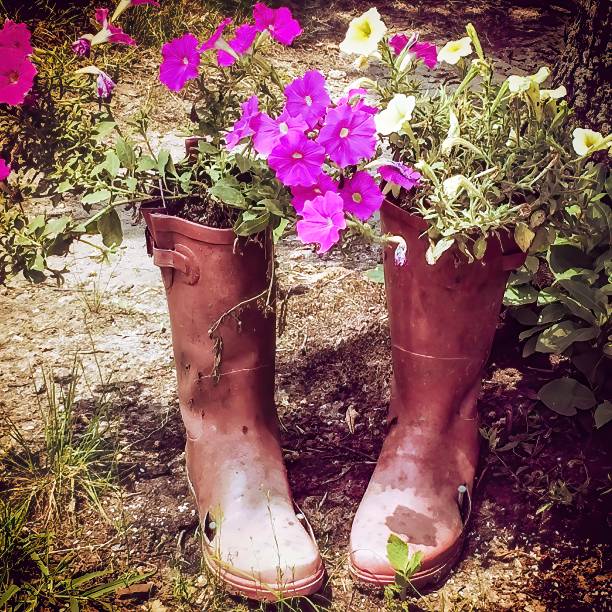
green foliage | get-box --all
[0,497,152,612]
[384,534,423,606]
[506,192,611,426]
[1,359,119,524]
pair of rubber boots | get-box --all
[143,198,523,601]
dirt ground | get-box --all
[1,1,610,610]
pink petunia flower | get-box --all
[291,173,338,213]
[159,33,201,91]
[253,3,302,46]
[0,158,11,181]
[0,19,33,56]
[337,88,377,115]
[199,17,232,52]
[412,42,438,69]
[131,0,160,5]
[217,23,258,67]
[226,95,259,149]
[317,103,376,168]
[94,8,137,45]
[252,109,308,156]
[96,70,115,99]
[379,162,422,190]
[0,49,37,106]
[72,37,92,57]
[268,130,325,187]
[389,32,417,55]
[296,191,346,253]
[284,70,331,129]
[340,171,384,221]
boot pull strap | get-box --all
[153,244,200,286]
[457,484,472,528]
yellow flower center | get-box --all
[292,152,303,159]
[448,42,461,53]
[357,20,372,39]
[352,193,362,203]
[339,127,350,138]
[584,134,597,147]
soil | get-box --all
[174,196,238,229]
[1,1,611,611]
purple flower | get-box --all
[0,49,37,106]
[226,95,259,149]
[96,70,115,99]
[0,158,11,181]
[337,88,377,115]
[284,70,331,129]
[217,23,258,66]
[95,8,137,45]
[340,171,383,221]
[131,0,159,6]
[291,173,338,213]
[389,32,418,55]
[200,17,232,52]
[379,162,422,190]
[159,33,201,91]
[317,103,376,168]
[252,109,308,156]
[71,37,91,57]
[0,19,33,56]
[268,130,325,187]
[296,192,346,253]
[253,3,302,46]
[412,42,438,69]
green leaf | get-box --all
[57,180,73,194]
[137,155,157,172]
[366,264,385,284]
[93,120,117,142]
[272,218,288,243]
[82,190,111,205]
[537,303,567,325]
[210,184,246,207]
[522,334,538,357]
[473,236,487,260]
[425,237,454,264]
[535,321,597,354]
[514,222,535,253]
[234,153,252,173]
[387,534,409,573]
[594,401,612,429]
[42,217,69,238]
[538,377,596,416]
[116,137,136,171]
[559,280,607,318]
[259,198,285,216]
[234,210,270,236]
[503,284,539,306]
[510,307,538,326]
[0,584,20,606]
[157,149,170,179]
[548,244,592,274]
[97,209,123,247]
[102,150,120,178]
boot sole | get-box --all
[203,550,325,602]
[348,536,463,590]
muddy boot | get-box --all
[143,203,324,601]
[349,201,524,587]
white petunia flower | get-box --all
[540,85,567,100]
[374,93,416,135]
[438,37,472,65]
[507,66,551,94]
[572,128,605,156]
[442,174,468,199]
[339,8,387,57]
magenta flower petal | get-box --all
[379,162,422,190]
[96,70,115,99]
[268,130,325,187]
[217,23,258,66]
[389,33,409,55]
[336,87,377,115]
[0,158,11,181]
[0,19,33,56]
[340,171,383,221]
[72,37,91,57]
[226,95,260,149]
[291,173,338,213]
[296,192,346,253]
[200,17,232,52]
[0,49,37,106]
[131,0,160,6]
[412,41,438,69]
[95,8,110,26]
[284,70,331,129]
[159,33,201,91]
[317,104,376,168]
[253,3,302,45]
[108,23,137,45]
[252,109,308,156]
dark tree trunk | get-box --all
[553,0,611,133]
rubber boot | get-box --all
[349,200,524,587]
[142,202,324,601]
